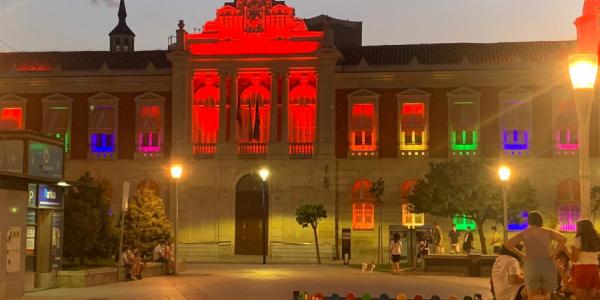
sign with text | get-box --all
[28,141,63,180]
[37,185,62,208]
[28,184,37,208]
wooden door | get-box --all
[235,175,268,255]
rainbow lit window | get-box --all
[449,101,478,155]
[401,179,424,226]
[137,105,161,153]
[508,211,529,231]
[193,74,219,157]
[400,103,427,153]
[350,103,376,155]
[288,73,316,157]
[352,179,375,230]
[43,107,70,153]
[554,99,579,155]
[0,107,24,130]
[501,98,531,156]
[453,215,476,231]
[89,105,116,157]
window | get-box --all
[401,179,424,226]
[0,94,26,130]
[499,87,532,157]
[193,74,219,157]
[508,211,529,231]
[453,215,476,231]
[135,93,165,158]
[352,179,375,230]
[88,93,118,159]
[42,94,72,153]
[397,88,430,158]
[348,89,380,158]
[447,88,481,156]
[288,73,317,157]
[237,74,271,156]
[553,88,579,156]
[557,179,580,232]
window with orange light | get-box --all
[401,179,425,226]
[400,103,426,151]
[238,75,271,144]
[289,74,316,156]
[350,103,376,153]
[351,179,375,230]
[193,75,220,156]
[0,107,24,130]
[136,105,162,153]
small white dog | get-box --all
[361,261,376,273]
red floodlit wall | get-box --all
[238,73,271,144]
[186,0,323,56]
[288,72,317,147]
[575,0,600,52]
[193,73,220,156]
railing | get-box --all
[238,143,268,157]
[289,143,313,159]
[193,143,216,158]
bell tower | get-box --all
[575,0,600,53]
[109,0,135,52]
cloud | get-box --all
[91,0,119,8]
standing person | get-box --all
[153,240,171,275]
[570,219,600,300]
[433,222,443,255]
[505,211,567,300]
[491,245,525,300]
[449,226,461,254]
[490,226,501,254]
[389,233,403,274]
[463,227,474,255]
[165,240,176,275]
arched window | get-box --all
[238,76,271,144]
[557,179,580,232]
[193,74,220,156]
[401,179,424,226]
[288,74,316,157]
[352,179,374,230]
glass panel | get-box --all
[90,106,114,131]
[0,107,23,129]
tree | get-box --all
[409,159,537,254]
[64,172,119,265]
[122,188,171,257]
[295,203,328,264]
[369,177,385,264]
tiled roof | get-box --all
[338,41,576,66]
[0,50,171,73]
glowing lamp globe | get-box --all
[258,168,270,182]
[170,164,183,179]
[498,165,511,182]
[569,54,598,90]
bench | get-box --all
[423,254,496,277]
[57,262,171,288]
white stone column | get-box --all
[218,72,228,144]
[167,51,192,157]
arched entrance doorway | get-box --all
[235,174,268,255]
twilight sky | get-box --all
[0,0,583,52]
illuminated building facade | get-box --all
[0,0,597,262]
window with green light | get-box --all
[449,100,479,155]
[453,215,476,231]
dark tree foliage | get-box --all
[409,159,537,254]
[296,203,327,264]
[122,188,171,258]
[63,172,119,265]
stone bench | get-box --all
[423,254,496,277]
[57,262,170,288]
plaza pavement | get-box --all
[23,264,492,300]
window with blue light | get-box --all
[507,211,529,231]
[89,104,116,158]
[500,97,531,157]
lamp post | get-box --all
[569,53,598,219]
[258,168,270,265]
[498,165,511,242]
[170,163,183,275]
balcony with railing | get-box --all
[238,143,268,158]
[289,143,314,159]
[194,143,217,159]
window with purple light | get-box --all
[553,95,579,155]
[559,205,580,232]
[556,179,580,232]
[137,105,161,153]
[499,89,532,157]
[88,94,118,159]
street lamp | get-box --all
[258,168,270,265]
[569,53,598,218]
[170,163,183,275]
[498,165,511,242]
